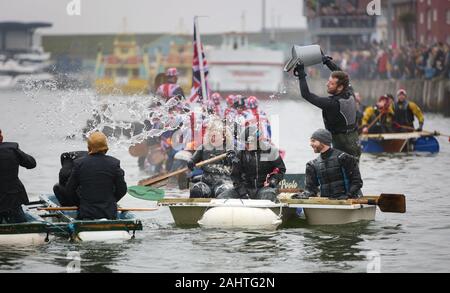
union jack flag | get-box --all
[188,21,209,103]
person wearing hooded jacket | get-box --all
[293,129,362,200]
[0,129,36,223]
[217,125,286,202]
[294,55,361,159]
[65,132,127,220]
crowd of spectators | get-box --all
[323,41,450,80]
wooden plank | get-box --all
[361,131,433,141]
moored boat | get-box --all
[360,132,440,153]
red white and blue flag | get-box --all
[188,21,209,103]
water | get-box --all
[1,88,450,273]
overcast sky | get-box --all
[0,0,307,35]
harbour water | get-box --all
[1,88,450,273]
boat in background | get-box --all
[361,132,440,153]
[0,22,54,89]
[207,33,285,98]
[94,34,150,95]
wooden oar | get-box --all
[138,153,228,186]
[285,193,406,213]
[356,193,405,213]
[394,123,450,141]
[360,111,384,132]
[37,207,158,212]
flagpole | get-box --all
[194,16,208,101]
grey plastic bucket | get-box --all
[284,45,323,72]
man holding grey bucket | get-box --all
[288,46,361,160]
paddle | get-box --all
[127,185,165,201]
[37,207,158,212]
[286,193,406,213]
[360,111,384,133]
[394,123,450,142]
[353,193,405,213]
[137,153,228,186]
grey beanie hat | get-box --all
[311,129,332,146]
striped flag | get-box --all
[188,21,209,103]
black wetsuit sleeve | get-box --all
[339,154,363,196]
[324,59,342,72]
[304,162,319,196]
[114,162,127,202]
[15,146,36,169]
[299,77,336,110]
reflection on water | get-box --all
[1,89,450,272]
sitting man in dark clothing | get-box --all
[53,151,88,206]
[293,129,362,200]
[66,132,127,220]
[0,129,36,223]
[218,126,286,202]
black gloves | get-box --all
[322,54,333,65]
[187,160,195,170]
[416,123,424,132]
[293,63,307,79]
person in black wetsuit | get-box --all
[294,56,361,159]
[292,129,362,200]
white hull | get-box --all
[76,231,133,242]
[161,198,377,228]
[0,233,49,246]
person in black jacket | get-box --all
[0,129,36,223]
[66,132,127,220]
[217,126,286,202]
[293,129,362,200]
[294,55,361,159]
[53,151,88,206]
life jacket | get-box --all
[394,101,414,127]
[324,92,358,134]
[311,149,349,199]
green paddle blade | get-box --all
[127,186,165,201]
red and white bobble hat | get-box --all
[226,95,236,107]
[397,88,407,96]
[246,96,259,109]
[166,67,178,77]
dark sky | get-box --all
[0,0,307,35]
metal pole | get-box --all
[194,16,208,101]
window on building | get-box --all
[447,10,450,25]
[427,9,432,30]
[433,10,437,22]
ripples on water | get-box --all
[1,88,450,272]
